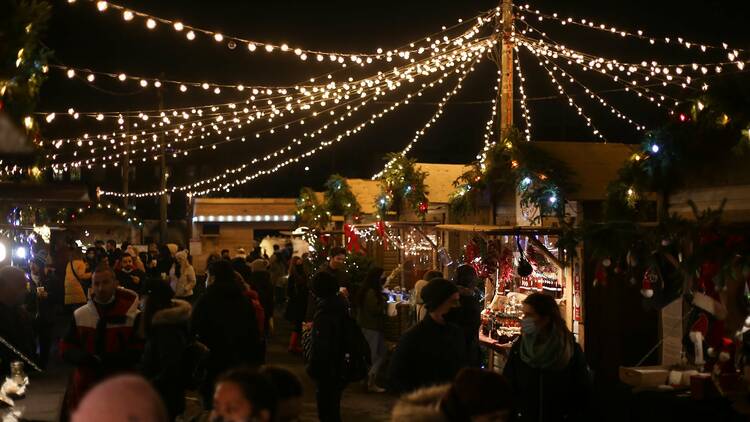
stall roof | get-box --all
[193,198,297,220]
[346,179,381,214]
[415,163,472,204]
[532,142,635,201]
[436,224,562,235]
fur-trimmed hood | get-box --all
[390,384,449,422]
[152,299,191,326]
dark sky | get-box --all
[38,0,750,217]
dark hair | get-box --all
[120,241,130,251]
[273,244,280,251]
[523,292,567,337]
[143,280,175,335]
[106,239,117,246]
[287,256,303,277]
[454,264,478,287]
[259,365,303,399]
[424,270,443,281]
[440,368,512,420]
[329,246,346,258]
[355,266,384,308]
[211,259,237,285]
[221,249,230,255]
[217,368,277,420]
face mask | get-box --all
[521,317,537,335]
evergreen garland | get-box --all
[375,153,429,218]
[0,0,52,131]
[449,128,577,221]
[324,174,361,218]
[295,187,328,228]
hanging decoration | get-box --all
[375,153,428,219]
[324,174,361,218]
[295,187,327,228]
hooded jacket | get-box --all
[169,251,196,298]
[140,299,191,419]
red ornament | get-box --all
[418,201,428,214]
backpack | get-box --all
[339,315,372,383]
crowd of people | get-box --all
[0,238,592,422]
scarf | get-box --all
[519,327,573,370]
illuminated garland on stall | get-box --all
[375,153,429,219]
[324,174,361,218]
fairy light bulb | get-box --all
[66,69,75,78]
[214,33,223,42]
[248,43,257,52]
[186,30,195,40]
[96,1,107,11]
[146,18,156,29]
[173,22,184,31]
[118,73,126,81]
[122,10,134,21]
[265,45,274,52]
[179,84,187,92]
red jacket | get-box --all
[244,288,265,336]
[60,288,142,412]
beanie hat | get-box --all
[311,271,339,299]
[421,278,458,311]
[250,259,268,272]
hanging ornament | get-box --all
[641,268,657,298]
[418,201,428,214]
[516,236,533,277]
[602,258,612,267]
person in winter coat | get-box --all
[0,266,36,377]
[354,267,387,393]
[413,270,443,323]
[304,247,350,322]
[60,265,143,414]
[169,250,196,302]
[284,256,308,354]
[503,292,591,422]
[390,367,513,422]
[269,245,287,306]
[248,259,274,335]
[139,279,191,420]
[306,271,350,422]
[28,253,57,369]
[388,278,467,394]
[446,264,483,367]
[116,254,146,295]
[191,260,262,409]
[64,248,91,309]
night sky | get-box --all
[38,0,750,218]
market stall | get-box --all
[437,224,579,372]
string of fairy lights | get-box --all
[70,0,496,67]
[46,37,494,171]
[18,2,750,201]
[100,44,487,198]
[371,53,485,180]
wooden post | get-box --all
[157,85,168,243]
[499,0,514,135]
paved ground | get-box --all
[265,315,397,422]
[1,309,397,422]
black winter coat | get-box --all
[284,270,308,326]
[388,314,468,394]
[503,335,592,422]
[140,299,191,420]
[191,281,261,379]
[306,295,349,383]
[445,287,482,366]
[247,271,274,327]
[116,269,146,295]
